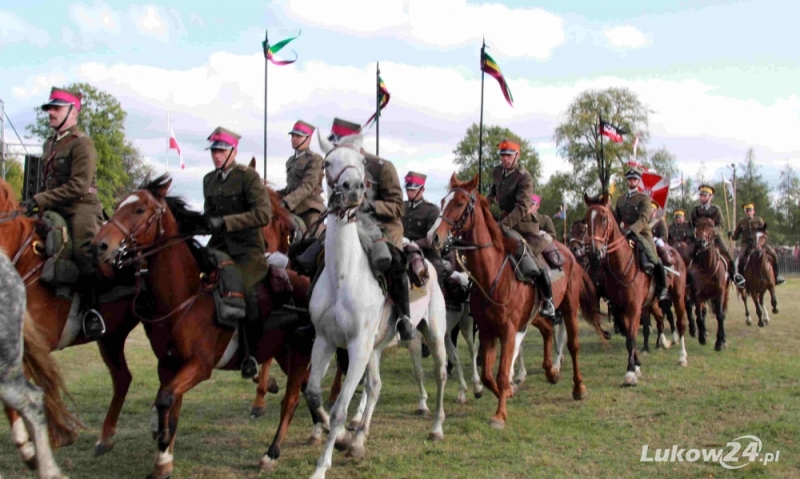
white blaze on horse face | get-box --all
[117,194,140,212]
[428,190,455,244]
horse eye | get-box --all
[135,208,145,215]
[322,161,330,169]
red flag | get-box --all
[169,125,184,170]
[639,171,669,209]
[599,119,626,142]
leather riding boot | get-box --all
[240,293,261,379]
[293,237,324,277]
[80,277,105,341]
[389,252,417,341]
[772,259,785,285]
[639,250,655,274]
[654,263,669,301]
[722,246,744,287]
[656,245,674,266]
[536,270,556,320]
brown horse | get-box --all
[670,238,699,337]
[567,220,590,272]
[689,218,732,350]
[93,176,319,478]
[0,178,141,459]
[738,231,778,327]
[430,174,605,429]
[583,194,689,386]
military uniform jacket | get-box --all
[732,216,766,248]
[614,191,653,241]
[535,213,556,236]
[651,218,668,241]
[278,149,325,215]
[486,163,534,233]
[690,204,725,234]
[668,222,693,243]
[363,152,405,248]
[403,199,439,242]
[204,163,272,288]
[34,125,101,215]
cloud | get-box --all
[604,25,648,49]
[0,9,50,47]
[128,5,185,42]
[281,0,565,60]
[69,1,122,36]
[188,12,205,28]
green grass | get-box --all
[2,278,800,478]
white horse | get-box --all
[302,132,448,479]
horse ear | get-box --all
[583,192,592,205]
[318,130,334,154]
[449,172,459,188]
[347,134,364,152]
[249,157,256,169]
[601,192,610,206]
[155,179,172,198]
[465,173,479,191]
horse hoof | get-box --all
[746,317,752,326]
[689,328,696,338]
[474,390,483,400]
[572,385,588,401]
[698,335,707,346]
[678,359,688,367]
[250,406,266,419]
[416,409,430,417]
[514,378,523,385]
[334,432,353,451]
[305,435,322,447]
[346,443,366,460]
[547,369,560,385]
[758,320,765,328]
[267,377,279,394]
[428,431,445,442]
[94,440,115,457]
[602,330,612,340]
[25,457,36,470]
[641,348,649,355]
[635,366,642,378]
[623,372,638,387]
[510,384,519,397]
[489,418,505,430]
[772,307,778,314]
[456,395,467,405]
[714,342,726,351]
[348,419,361,431]
[259,456,277,473]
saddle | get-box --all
[36,211,80,297]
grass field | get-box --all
[2,279,799,479]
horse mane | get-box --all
[0,178,20,213]
[138,174,204,235]
[476,195,505,252]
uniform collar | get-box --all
[217,163,235,181]
[293,148,310,160]
[409,198,424,209]
[54,124,77,142]
[627,188,638,197]
[701,203,710,210]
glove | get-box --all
[206,216,226,233]
[727,231,733,239]
[498,220,510,233]
[622,228,635,240]
[360,201,376,214]
[20,198,38,215]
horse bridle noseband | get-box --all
[438,188,491,251]
[323,145,365,220]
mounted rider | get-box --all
[688,184,743,287]
[277,120,325,236]
[668,209,693,245]
[486,138,555,319]
[649,200,673,266]
[20,87,106,340]
[296,118,417,341]
[202,127,272,379]
[731,203,785,285]
[613,165,668,300]
[402,171,448,287]
[530,194,557,237]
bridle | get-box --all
[0,208,46,286]
[323,145,365,221]
[587,205,639,287]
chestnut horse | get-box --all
[669,239,699,337]
[583,194,689,386]
[0,178,140,459]
[430,174,606,429]
[93,176,319,478]
[689,218,732,350]
[738,231,777,327]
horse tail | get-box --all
[22,314,84,448]
[577,267,609,347]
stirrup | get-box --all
[241,357,258,379]
[539,299,556,319]
[396,316,417,341]
[776,275,785,285]
[82,309,106,339]
[733,273,746,287]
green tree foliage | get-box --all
[453,123,541,191]
[554,87,651,200]
[26,82,145,212]
[644,147,678,181]
[4,158,24,200]
[776,162,800,245]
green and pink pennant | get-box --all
[263,30,301,65]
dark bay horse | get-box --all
[583,194,689,386]
[0,178,139,458]
[430,174,606,429]
[93,176,319,478]
[738,231,777,327]
[689,218,732,350]
[670,239,699,337]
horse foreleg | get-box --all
[346,349,384,460]
[664,301,678,345]
[641,311,652,353]
[2,378,65,479]
[695,298,707,345]
[490,323,517,429]
[669,289,688,368]
[326,364,344,410]
[311,342,372,479]
[713,296,727,351]
[445,310,468,405]
[251,357,277,419]
[424,319,447,442]
[564,308,586,400]
[512,330,528,387]
[752,290,765,327]
[553,321,567,374]
[478,334,500,399]
[533,317,557,384]
[623,312,641,387]
[760,291,771,325]
[303,336,336,447]
[95,329,135,456]
[259,348,311,473]
[407,337,429,416]
[461,311,482,399]
[150,362,210,479]
[769,285,778,315]
[654,306,671,350]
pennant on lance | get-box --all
[263,30,301,65]
[599,118,627,143]
[481,51,514,107]
[365,76,391,127]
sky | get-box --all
[2,0,798,211]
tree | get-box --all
[734,148,781,242]
[453,123,542,190]
[117,142,154,199]
[4,158,24,200]
[777,162,799,217]
[27,82,146,212]
[554,87,651,200]
[644,147,678,181]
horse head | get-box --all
[693,217,715,252]
[319,131,367,212]
[754,230,768,253]
[583,201,618,262]
[93,175,174,269]
[567,219,588,260]
[429,173,480,251]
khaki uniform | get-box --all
[34,125,103,275]
[363,152,405,248]
[402,199,439,242]
[535,213,556,237]
[690,203,733,258]
[487,163,534,235]
[668,222,693,244]
[614,191,658,263]
[732,216,778,265]
[278,149,325,229]
[651,218,668,242]
[204,163,272,292]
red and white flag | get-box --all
[169,125,184,170]
[632,133,640,160]
[639,170,670,209]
